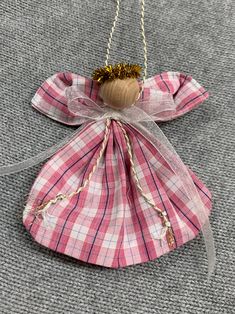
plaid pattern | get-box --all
[23,72,212,268]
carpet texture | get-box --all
[0,1,234,313]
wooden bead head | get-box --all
[99,78,140,110]
[92,63,142,110]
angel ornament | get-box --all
[19,64,214,272]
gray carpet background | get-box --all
[0,1,234,313]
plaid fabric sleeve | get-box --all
[31,72,91,125]
[149,71,209,121]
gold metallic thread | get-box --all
[92,63,142,84]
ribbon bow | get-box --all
[65,84,177,124]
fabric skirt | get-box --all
[23,119,212,268]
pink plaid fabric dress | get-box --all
[23,71,212,268]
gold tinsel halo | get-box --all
[92,63,142,84]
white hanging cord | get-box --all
[105,0,120,66]
[104,0,148,81]
[140,0,148,82]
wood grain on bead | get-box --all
[99,78,140,110]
